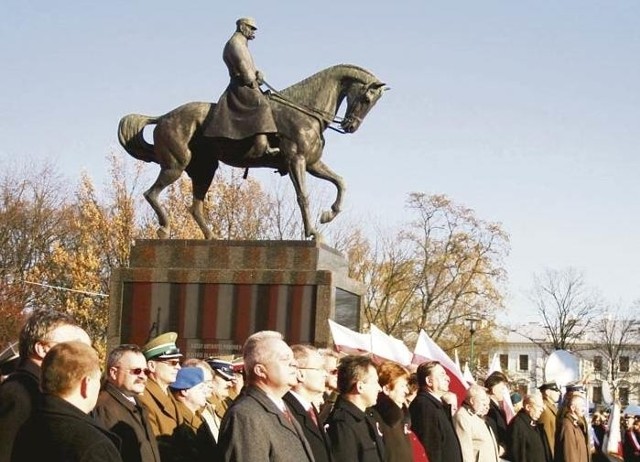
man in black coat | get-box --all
[93,344,161,462]
[507,393,553,462]
[325,355,385,462]
[409,360,463,462]
[11,341,122,462]
[0,309,91,462]
[283,345,333,462]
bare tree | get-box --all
[530,267,602,353]
[589,304,640,398]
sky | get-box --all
[2,0,639,322]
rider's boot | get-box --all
[247,134,279,158]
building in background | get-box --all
[485,323,640,408]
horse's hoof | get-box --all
[157,227,170,239]
[320,211,334,224]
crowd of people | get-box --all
[1,308,640,462]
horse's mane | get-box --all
[279,64,378,102]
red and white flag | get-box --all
[411,329,469,405]
[603,402,624,461]
[328,319,371,355]
[370,324,413,366]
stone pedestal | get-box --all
[108,240,363,358]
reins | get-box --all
[261,80,349,134]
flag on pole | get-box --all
[602,402,624,461]
[412,329,469,405]
[328,319,371,355]
[454,349,462,373]
[488,353,502,373]
[501,386,516,424]
[370,324,413,366]
[462,362,475,384]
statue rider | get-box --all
[204,17,280,158]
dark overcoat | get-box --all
[218,385,315,462]
[372,393,413,462]
[623,428,640,462]
[507,410,553,462]
[409,390,462,462]
[93,382,161,462]
[172,400,218,462]
[486,399,510,455]
[0,359,41,462]
[204,32,277,139]
[283,391,332,462]
[11,394,122,462]
[325,396,385,462]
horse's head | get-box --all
[341,81,387,133]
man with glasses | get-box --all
[218,330,314,462]
[138,332,183,461]
[318,348,340,424]
[325,354,385,462]
[94,344,160,462]
[283,344,332,462]
[507,393,552,462]
[0,308,90,462]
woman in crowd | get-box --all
[371,361,414,462]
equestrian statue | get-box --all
[118,17,387,240]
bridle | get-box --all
[262,79,370,134]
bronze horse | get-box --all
[118,64,386,240]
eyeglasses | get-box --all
[298,367,327,373]
[117,367,150,376]
[158,359,181,367]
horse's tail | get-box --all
[117,114,159,163]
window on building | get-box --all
[593,355,602,372]
[499,354,508,371]
[519,354,529,371]
[619,387,629,405]
[592,386,603,404]
[619,356,629,372]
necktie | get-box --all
[308,407,319,427]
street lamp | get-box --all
[466,316,481,373]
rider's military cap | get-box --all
[237,17,258,30]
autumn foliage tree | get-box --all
[0,162,71,344]
[1,154,509,360]
[347,193,509,354]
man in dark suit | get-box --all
[409,360,463,462]
[218,330,315,462]
[11,341,122,462]
[507,393,552,462]
[93,344,161,462]
[325,355,385,462]
[283,345,332,462]
[0,309,91,462]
